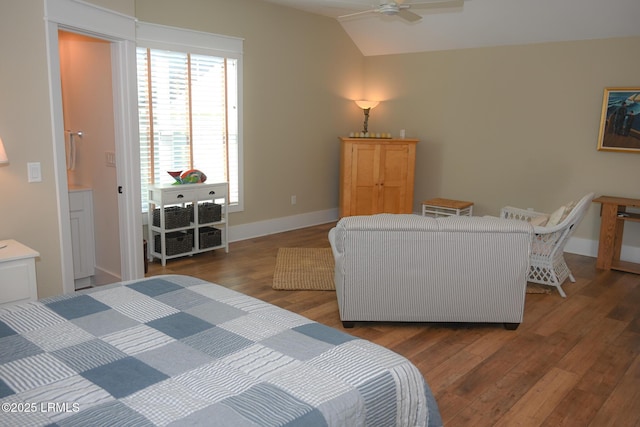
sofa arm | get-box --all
[328,227,339,260]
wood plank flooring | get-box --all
[146,222,640,426]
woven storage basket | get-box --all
[195,226,222,249]
[153,206,191,229]
[190,202,222,223]
[154,231,193,256]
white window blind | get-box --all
[136,22,243,213]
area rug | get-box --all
[273,247,335,290]
[525,283,552,294]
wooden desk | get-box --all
[593,196,640,274]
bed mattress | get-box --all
[0,274,441,426]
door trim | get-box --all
[44,0,143,294]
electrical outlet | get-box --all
[291,195,297,205]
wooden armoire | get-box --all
[339,137,418,217]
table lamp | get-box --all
[355,100,379,133]
[0,137,8,248]
[0,137,8,165]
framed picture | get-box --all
[597,87,640,153]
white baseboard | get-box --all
[228,209,640,265]
[74,266,122,291]
[228,208,339,243]
[73,267,120,290]
[74,276,93,290]
[93,266,121,286]
[564,236,640,264]
[564,237,599,258]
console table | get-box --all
[148,183,229,266]
[593,196,640,274]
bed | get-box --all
[0,275,441,426]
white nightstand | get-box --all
[0,240,40,307]
[422,198,474,217]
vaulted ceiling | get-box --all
[260,0,640,56]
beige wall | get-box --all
[1,0,637,299]
[135,0,365,225]
[86,0,134,15]
[0,0,63,298]
[364,37,640,253]
[0,0,363,297]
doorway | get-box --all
[59,31,121,288]
[45,0,143,295]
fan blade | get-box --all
[397,9,422,22]
[338,9,377,20]
[409,0,464,10]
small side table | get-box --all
[0,240,40,307]
[422,198,474,217]
[593,196,640,274]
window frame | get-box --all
[136,21,244,213]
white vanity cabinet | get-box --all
[69,187,96,289]
[0,240,39,307]
[148,182,229,266]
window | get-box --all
[136,22,243,213]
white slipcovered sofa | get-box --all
[328,214,534,330]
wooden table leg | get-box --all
[596,203,620,270]
[612,217,625,265]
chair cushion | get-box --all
[530,215,549,227]
[546,201,574,227]
[562,201,577,220]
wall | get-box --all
[0,0,63,298]
[134,0,365,226]
[364,37,640,260]
[0,0,363,298]
[3,0,636,299]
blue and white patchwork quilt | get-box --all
[0,275,441,426]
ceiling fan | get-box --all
[338,0,464,23]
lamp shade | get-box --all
[0,137,8,164]
[355,100,379,110]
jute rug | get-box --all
[525,283,552,294]
[272,247,552,294]
[272,248,335,290]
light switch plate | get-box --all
[105,151,116,167]
[27,162,42,183]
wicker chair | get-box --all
[500,192,595,297]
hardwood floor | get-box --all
[147,222,640,426]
